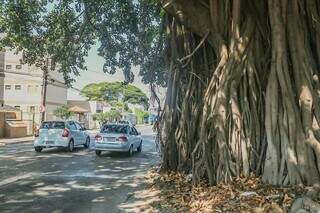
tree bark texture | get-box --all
[159,0,320,186]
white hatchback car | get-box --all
[34,121,90,152]
[94,123,142,157]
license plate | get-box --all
[45,141,54,145]
[104,137,116,142]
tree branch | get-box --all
[177,30,210,67]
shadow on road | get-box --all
[0,128,160,213]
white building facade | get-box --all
[0,49,67,125]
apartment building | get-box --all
[0,49,67,124]
[0,51,4,106]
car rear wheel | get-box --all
[84,137,90,148]
[68,140,74,152]
[128,145,134,157]
[137,141,142,153]
[34,147,42,153]
[95,150,102,156]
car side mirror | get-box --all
[138,132,141,135]
[81,127,87,131]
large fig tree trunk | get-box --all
[159,0,320,186]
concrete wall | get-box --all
[5,111,21,120]
[0,111,27,138]
[5,122,27,138]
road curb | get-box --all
[0,140,33,146]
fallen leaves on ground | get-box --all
[145,170,307,213]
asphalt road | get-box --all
[0,126,159,213]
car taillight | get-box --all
[95,135,103,142]
[117,136,128,142]
[62,128,69,137]
[34,129,39,137]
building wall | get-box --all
[47,83,68,106]
[0,51,4,105]
[0,49,67,124]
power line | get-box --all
[69,86,82,92]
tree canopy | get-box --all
[0,0,166,86]
[53,105,74,120]
[81,81,149,109]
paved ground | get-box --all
[0,136,34,146]
[0,126,159,213]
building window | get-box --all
[27,85,39,94]
[14,106,20,110]
[6,65,12,70]
[29,106,36,113]
[15,85,22,90]
[5,85,11,90]
[16,65,22,69]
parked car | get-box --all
[34,121,90,152]
[94,123,142,157]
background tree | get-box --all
[134,108,149,124]
[53,105,74,120]
[81,81,149,109]
[92,112,107,126]
[0,0,98,85]
[93,109,122,125]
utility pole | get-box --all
[40,57,49,123]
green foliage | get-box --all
[109,101,130,112]
[53,105,74,119]
[123,103,129,112]
[92,112,107,125]
[81,81,149,109]
[0,1,97,85]
[80,82,106,101]
[92,109,122,124]
[107,109,122,121]
[0,1,167,86]
[134,108,149,124]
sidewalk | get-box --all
[0,136,34,146]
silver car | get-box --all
[94,124,142,157]
[34,121,90,152]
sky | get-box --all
[67,43,165,101]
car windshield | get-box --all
[40,122,65,129]
[101,125,128,134]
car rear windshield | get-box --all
[101,125,128,134]
[40,122,65,129]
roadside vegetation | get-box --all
[92,110,122,125]
[53,105,74,120]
